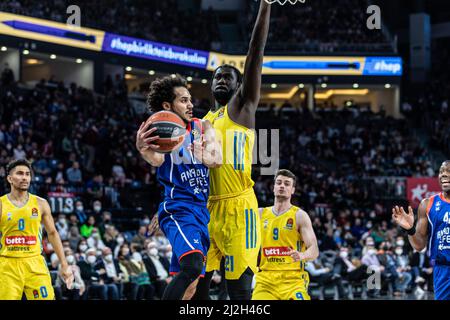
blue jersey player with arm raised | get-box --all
[392,160,450,300]
[135,74,222,300]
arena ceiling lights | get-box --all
[0,11,402,77]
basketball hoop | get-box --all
[263,0,305,5]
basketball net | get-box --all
[263,0,305,5]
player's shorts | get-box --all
[158,200,210,277]
[252,270,310,300]
[434,264,450,300]
[0,255,55,300]
[206,188,260,280]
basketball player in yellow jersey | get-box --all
[194,0,272,300]
[252,169,319,300]
[0,159,74,300]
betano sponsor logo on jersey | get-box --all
[5,235,37,246]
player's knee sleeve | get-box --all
[179,252,204,282]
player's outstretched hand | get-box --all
[287,248,304,262]
[136,120,160,153]
[148,214,160,236]
[392,205,415,230]
[61,264,75,290]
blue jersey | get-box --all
[427,193,450,265]
[156,118,209,205]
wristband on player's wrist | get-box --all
[402,221,416,236]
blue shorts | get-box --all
[158,200,210,276]
[434,265,450,300]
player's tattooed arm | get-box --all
[196,120,222,168]
[136,119,165,167]
[39,197,74,289]
[392,200,429,251]
[289,209,319,262]
[232,0,271,126]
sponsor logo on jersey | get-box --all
[31,207,39,217]
[263,219,269,229]
[284,218,294,230]
[217,108,224,119]
[191,129,200,140]
[7,212,12,221]
[263,246,291,257]
[5,236,37,246]
[33,290,39,299]
[436,201,441,212]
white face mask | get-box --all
[76,206,84,211]
[132,252,142,262]
[117,237,124,245]
[165,251,173,260]
[59,218,66,224]
[105,254,113,262]
[87,255,97,264]
[143,219,150,225]
[396,240,405,246]
[79,244,88,252]
[395,249,403,255]
[148,248,158,256]
[339,251,348,259]
[66,255,75,265]
[368,249,376,256]
[94,206,102,212]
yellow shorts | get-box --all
[206,188,260,280]
[252,270,310,300]
[0,255,55,300]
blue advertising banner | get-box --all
[102,33,209,69]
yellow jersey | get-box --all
[0,193,43,258]
[259,205,307,272]
[203,105,255,196]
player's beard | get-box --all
[213,88,234,105]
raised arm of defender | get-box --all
[392,200,429,251]
[230,0,271,128]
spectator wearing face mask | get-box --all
[78,248,108,300]
[305,257,348,299]
[95,247,124,300]
[86,227,106,250]
[74,200,87,224]
[114,234,127,259]
[132,226,148,248]
[333,247,368,284]
[68,226,82,252]
[80,215,96,238]
[392,246,412,296]
[142,242,171,299]
[91,200,103,215]
[57,248,85,300]
[129,249,155,300]
[118,244,139,300]
[410,247,433,298]
[55,213,69,241]
[98,211,113,238]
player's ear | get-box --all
[292,187,295,195]
[161,102,172,111]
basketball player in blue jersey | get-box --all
[194,0,271,300]
[392,160,450,300]
[136,75,222,300]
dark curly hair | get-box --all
[146,74,188,112]
[6,159,33,176]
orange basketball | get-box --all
[147,111,186,153]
